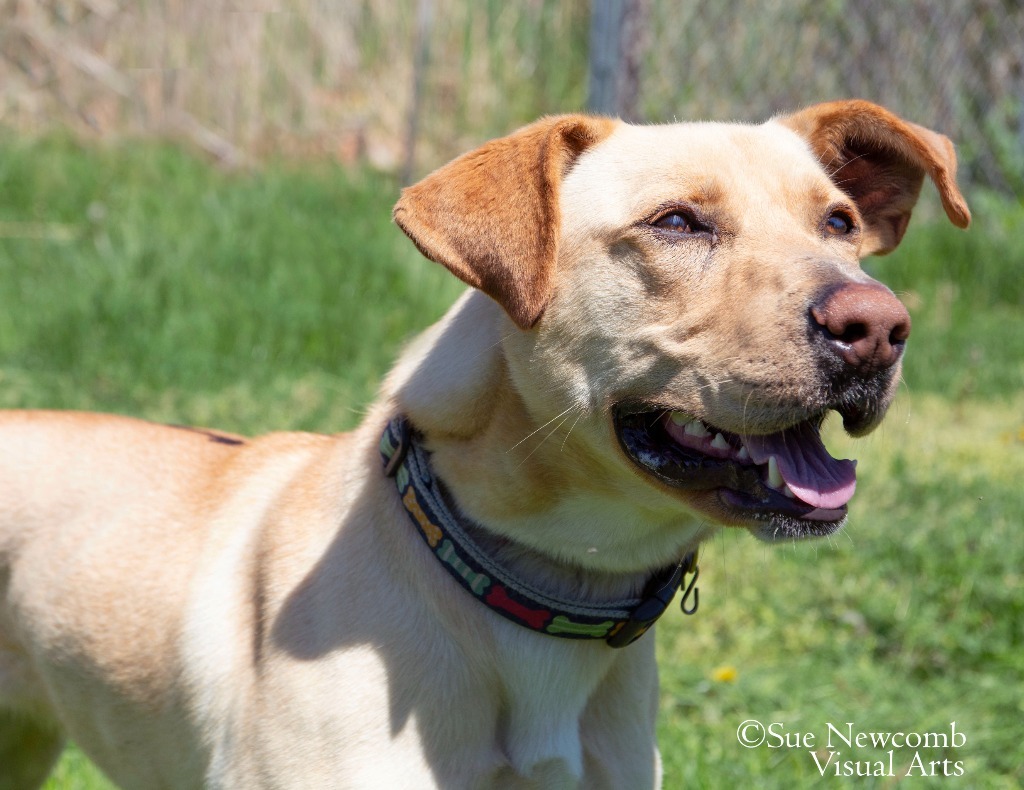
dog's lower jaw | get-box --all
[746,511,848,542]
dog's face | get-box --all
[395,102,969,546]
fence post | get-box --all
[402,0,433,186]
[587,0,648,120]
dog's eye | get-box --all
[652,210,711,236]
[654,212,695,233]
[825,211,854,236]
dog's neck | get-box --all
[385,290,707,603]
[381,415,698,646]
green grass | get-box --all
[0,137,1019,788]
[0,134,464,432]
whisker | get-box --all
[560,409,586,452]
[741,389,756,437]
[472,327,520,361]
[694,378,734,391]
[513,409,576,470]
[827,152,868,179]
[507,404,577,453]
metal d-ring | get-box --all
[679,564,700,615]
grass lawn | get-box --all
[0,137,1020,789]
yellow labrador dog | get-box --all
[0,100,969,789]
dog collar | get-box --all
[380,416,699,648]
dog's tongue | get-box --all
[742,422,857,509]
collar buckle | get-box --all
[605,552,699,648]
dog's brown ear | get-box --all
[779,100,971,255]
[393,115,616,329]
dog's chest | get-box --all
[484,632,621,784]
[210,640,619,789]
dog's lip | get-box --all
[612,404,853,529]
[717,488,847,525]
[720,488,847,540]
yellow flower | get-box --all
[712,665,737,683]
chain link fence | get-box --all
[2,0,1021,192]
[641,0,1024,194]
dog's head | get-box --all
[393,101,969,549]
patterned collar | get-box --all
[380,416,699,648]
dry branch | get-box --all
[5,18,248,168]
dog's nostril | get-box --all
[889,320,911,345]
[810,306,869,345]
[836,322,867,344]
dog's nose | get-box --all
[811,282,911,373]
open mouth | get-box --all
[613,406,857,538]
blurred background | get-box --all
[3,0,1022,190]
[1,2,1022,788]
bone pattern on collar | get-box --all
[380,416,698,648]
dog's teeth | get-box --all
[767,456,784,489]
[711,433,730,451]
[669,411,691,426]
[782,484,796,499]
[736,445,751,462]
[684,420,710,438]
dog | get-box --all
[0,100,969,789]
